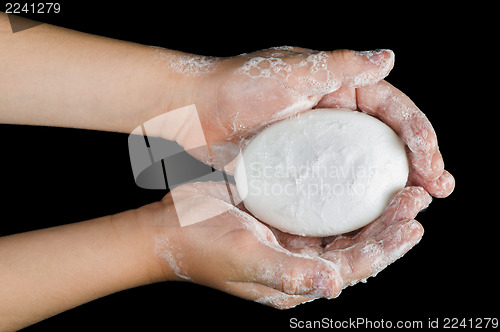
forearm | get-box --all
[0,207,164,331]
[0,12,195,134]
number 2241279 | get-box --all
[5,3,61,14]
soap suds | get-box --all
[235,50,339,97]
[254,292,307,309]
[348,50,394,87]
[295,51,339,95]
[236,56,292,80]
[361,241,384,258]
[380,186,432,225]
[155,237,191,281]
[361,220,422,285]
[152,46,219,76]
[154,181,422,308]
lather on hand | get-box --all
[136,46,454,308]
[0,12,454,330]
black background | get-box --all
[0,1,495,330]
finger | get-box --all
[408,169,455,198]
[377,186,432,227]
[224,282,313,309]
[244,241,342,299]
[270,227,324,257]
[321,219,424,287]
[316,85,357,110]
[187,181,236,203]
[288,49,393,97]
[185,181,247,210]
[328,49,395,87]
[356,186,431,240]
[325,186,431,251]
[224,205,341,298]
[357,80,444,181]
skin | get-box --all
[152,183,431,309]
[0,12,454,330]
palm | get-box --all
[157,182,430,309]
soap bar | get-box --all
[234,108,409,236]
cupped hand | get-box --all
[196,47,394,143]
[185,47,453,198]
[149,181,429,309]
[317,81,454,198]
[270,186,431,288]
[176,48,392,166]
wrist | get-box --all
[133,195,185,282]
[146,47,220,146]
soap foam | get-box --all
[155,237,191,281]
[152,46,219,76]
[235,50,339,97]
[235,56,292,80]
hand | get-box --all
[194,47,394,143]
[167,47,454,197]
[147,182,430,309]
[317,80,454,198]
[271,186,431,288]
[163,48,393,168]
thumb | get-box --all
[246,242,343,299]
[329,49,395,87]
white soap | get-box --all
[234,109,409,237]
